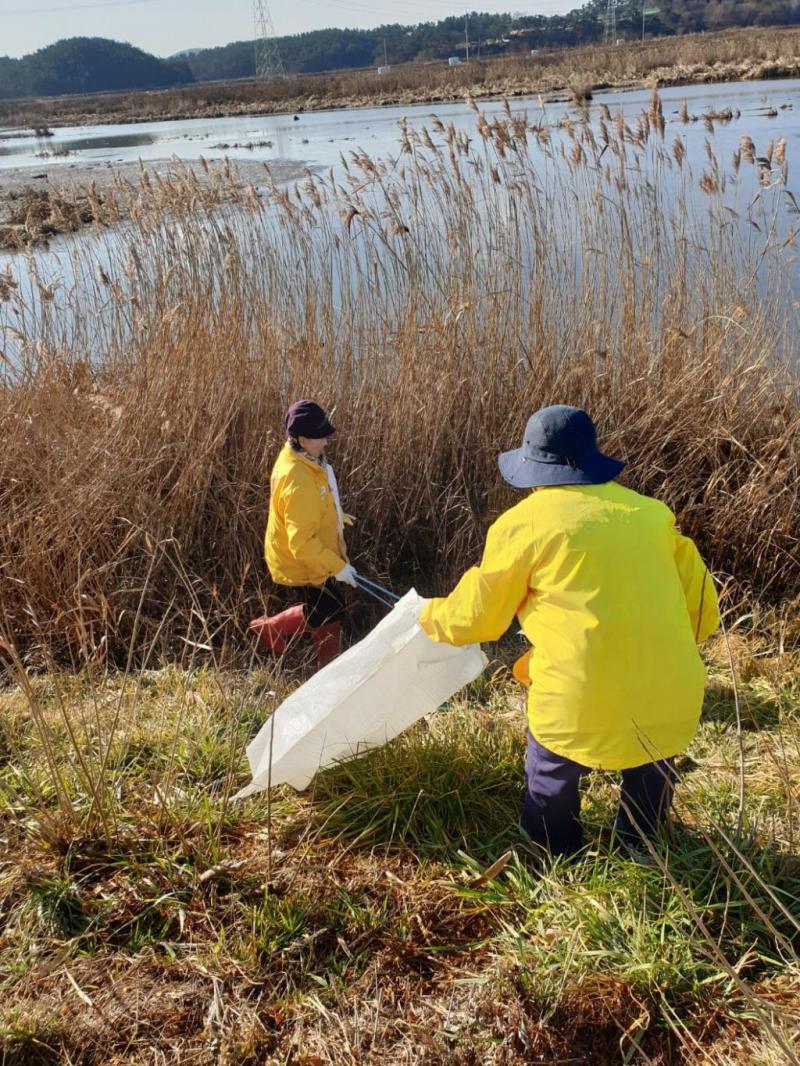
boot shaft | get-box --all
[310,621,341,669]
[249,603,307,654]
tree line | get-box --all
[1,1,798,101]
[183,2,800,82]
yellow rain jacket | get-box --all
[265,443,347,587]
[420,482,720,770]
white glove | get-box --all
[334,563,358,588]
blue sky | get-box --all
[0,0,581,58]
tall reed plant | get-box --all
[1,94,798,664]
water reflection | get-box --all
[1,78,798,372]
[0,131,159,158]
[0,77,798,175]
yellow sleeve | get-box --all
[283,475,346,579]
[673,527,720,642]
[420,515,532,646]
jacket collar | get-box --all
[283,441,326,476]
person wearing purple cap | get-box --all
[249,400,358,669]
[420,405,720,860]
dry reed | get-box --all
[0,94,798,665]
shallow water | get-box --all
[0,77,797,176]
[1,78,798,372]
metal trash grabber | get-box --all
[354,573,401,608]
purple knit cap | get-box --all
[285,400,335,439]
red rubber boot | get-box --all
[249,604,306,655]
[310,622,341,669]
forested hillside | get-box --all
[0,38,192,100]
[1,1,798,101]
[184,1,800,81]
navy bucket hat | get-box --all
[498,405,624,489]
[285,400,335,439]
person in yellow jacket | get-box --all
[249,400,359,669]
[420,405,720,857]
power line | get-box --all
[0,0,157,14]
[295,0,529,31]
[294,0,453,22]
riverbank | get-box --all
[2,66,798,1066]
[0,157,305,250]
[1,625,798,1064]
[1,25,798,131]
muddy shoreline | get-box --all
[0,157,306,251]
[0,156,304,200]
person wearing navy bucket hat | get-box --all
[420,405,720,860]
[249,400,359,669]
[497,405,625,488]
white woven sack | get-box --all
[235,590,487,796]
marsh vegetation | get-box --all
[1,91,798,1063]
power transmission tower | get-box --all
[603,0,617,44]
[254,0,285,79]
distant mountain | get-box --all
[1,1,798,101]
[0,37,193,101]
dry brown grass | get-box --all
[0,95,798,666]
[2,26,799,131]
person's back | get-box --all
[505,481,711,769]
[421,405,720,857]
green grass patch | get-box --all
[1,644,798,1063]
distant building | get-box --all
[448,56,462,66]
[378,65,391,74]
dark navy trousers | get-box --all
[521,733,677,857]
